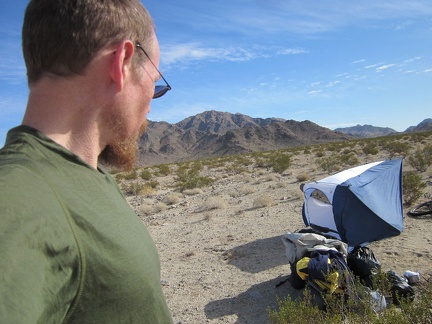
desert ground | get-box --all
[121,141,432,324]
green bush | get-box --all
[362,143,379,155]
[383,141,412,158]
[140,169,152,180]
[175,164,214,191]
[123,170,138,180]
[121,181,145,196]
[402,171,427,205]
[155,164,171,176]
[408,145,432,172]
[339,152,360,166]
[270,153,292,174]
[269,276,432,324]
[317,156,340,173]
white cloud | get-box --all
[161,1,432,38]
[162,43,307,67]
[326,80,341,87]
[376,64,397,71]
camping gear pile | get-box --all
[282,159,416,310]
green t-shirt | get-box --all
[0,126,172,323]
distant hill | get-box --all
[405,118,432,132]
[136,111,431,166]
[137,110,349,166]
[334,124,397,138]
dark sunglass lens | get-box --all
[153,85,170,99]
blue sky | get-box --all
[1,1,432,146]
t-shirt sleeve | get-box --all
[0,167,81,323]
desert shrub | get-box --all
[154,164,171,176]
[242,174,254,183]
[122,181,146,196]
[229,185,256,198]
[362,142,379,155]
[114,173,126,181]
[402,171,427,205]
[254,155,271,168]
[153,201,168,213]
[297,173,311,182]
[317,156,340,173]
[339,152,360,166]
[145,180,159,189]
[175,164,214,191]
[183,188,203,196]
[315,150,325,158]
[408,145,432,172]
[123,170,138,180]
[202,195,228,210]
[269,277,432,324]
[270,153,292,174]
[138,204,154,216]
[162,192,181,205]
[140,169,152,180]
[383,141,412,158]
[178,175,214,191]
[225,164,246,174]
[253,194,274,208]
[235,155,254,166]
[264,173,280,182]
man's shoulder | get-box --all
[0,158,55,203]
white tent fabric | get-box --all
[302,159,403,247]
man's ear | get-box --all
[110,40,135,92]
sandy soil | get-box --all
[125,151,432,324]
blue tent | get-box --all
[302,159,404,247]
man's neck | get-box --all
[22,78,104,169]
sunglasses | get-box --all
[136,43,171,99]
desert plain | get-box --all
[119,135,432,323]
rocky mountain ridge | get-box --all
[137,111,431,166]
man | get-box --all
[0,0,172,322]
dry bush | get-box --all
[153,201,168,213]
[274,181,287,189]
[253,194,274,208]
[241,174,255,183]
[183,188,203,196]
[162,192,182,205]
[240,185,257,195]
[138,204,154,216]
[296,173,311,182]
[229,185,257,198]
[138,199,167,215]
[202,195,229,210]
[139,185,157,197]
[265,173,280,182]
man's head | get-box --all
[22,0,161,171]
[22,0,155,84]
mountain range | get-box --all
[137,110,431,166]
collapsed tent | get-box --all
[302,159,403,247]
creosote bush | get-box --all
[175,164,214,191]
[270,152,292,174]
[408,144,432,172]
[140,169,152,180]
[402,171,427,205]
[269,278,432,324]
